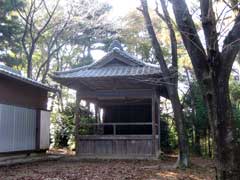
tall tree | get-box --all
[48,0,117,126]
[170,0,240,179]
[140,0,189,167]
[119,11,156,63]
[36,14,71,83]
[0,0,23,67]
[69,0,116,67]
[13,0,60,78]
[183,79,210,156]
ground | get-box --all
[0,154,215,180]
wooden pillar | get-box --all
[86,101,90,110]
[101,107,106,134]
[156,95,161,151]
[152,89,158,156]
[95,103,100,123]
[75,90,81,155]
[94,103,100,134]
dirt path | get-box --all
[0,156,215,180]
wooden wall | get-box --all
[0,74,48,110]
[77,135,154,158]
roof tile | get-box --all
[52,48,161,80]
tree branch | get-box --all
[34,0,60,43]
[171,0,208,81]
[155,0,166,23]
[159,0,178,69]
[222,13,240,75]
[200,0,219,56]
[140,0,170,76]
[36,16,70,81]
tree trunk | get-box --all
[169,86,189,167]
[140,0,189,167]
[170,0,240,177]
[207,127,212,158]
[27,42,36,79]
[205,76,240,179]
[185,68,201,156]
[195,130,202,156]
[27,56,32,79]
[205,129,207,156]
[41,57,51,83]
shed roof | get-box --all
[0,65,56,92]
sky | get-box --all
[102,0,156,18]
[92,0,156,60]
[92,0,139,58]
[102,0,141,18]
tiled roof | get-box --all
[0,65,56,92]
[53,48,161,79]
[54,65,160,79]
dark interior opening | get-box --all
[103,104,152,135]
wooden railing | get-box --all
[79,122,157,135]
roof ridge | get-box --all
[89,48,146,69]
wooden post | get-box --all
[95,104,98,123]
[75,90,81,155]
[156,94,161,151]
[94,103,98,134]
[113,124,116,135]
[152,89,157,156]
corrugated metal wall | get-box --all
[0,104,36,152]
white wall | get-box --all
[40,110,50,149]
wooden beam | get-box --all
[152,89,157,156]
[75,90,81,155]
[98,99,151,106]
[77,89,153,99]
[78,135,154,140]
[79,122,153,126]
